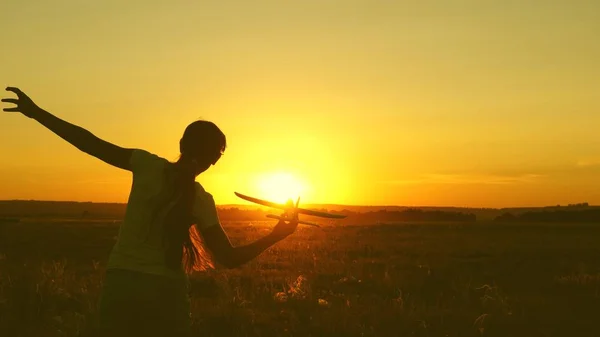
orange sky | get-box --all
[1,1,600,207]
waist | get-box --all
[104,268,188,286]
[107,244,185,279]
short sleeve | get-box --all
[192,183,221,230]
[129,149,163,174]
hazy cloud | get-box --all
[576,158,600,168]
[384,173,544,185]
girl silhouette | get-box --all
[2,87,299,337]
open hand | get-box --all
[2,87,42,118]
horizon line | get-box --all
[0,199,594,210]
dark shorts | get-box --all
[96,269,192,337]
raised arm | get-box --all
[199,218,298,269]
[2,87,133,171]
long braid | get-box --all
[155,120,225,274]
[163,163,197,272]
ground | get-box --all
[1,219,599,337]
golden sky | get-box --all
[1,0,599,207]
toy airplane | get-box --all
[234,192,346,227]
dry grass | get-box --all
[1,220,600,336]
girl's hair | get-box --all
[156,120,226,274]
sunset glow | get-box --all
[256,172,307,204]
[1,1,600,207]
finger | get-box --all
[3,107,19,112]
[1,98,18,104]
[5,87,23,96]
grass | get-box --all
[1,219,600,336]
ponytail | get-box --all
[162,164,214,274]
[156,119,225,273]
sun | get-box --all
[256,172,307,204]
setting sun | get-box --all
[256,172,307,204]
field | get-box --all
[1,219,600,337]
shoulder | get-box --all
[194,182,213,197]
[194,182,216,209]
[129,149,169,173]
[193,182,220,230]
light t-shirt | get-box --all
[106,149,221,278]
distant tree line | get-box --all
[495,208,600,223]
[219,207,476,223]
[0,200,478,223]
[337,208,476,223]
[0,201,126,219]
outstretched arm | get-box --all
[2,87,133,170]
[199,218,298,269]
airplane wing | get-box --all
[235,192,347,219]
[234,192,287,210]
[295,208,347,219]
